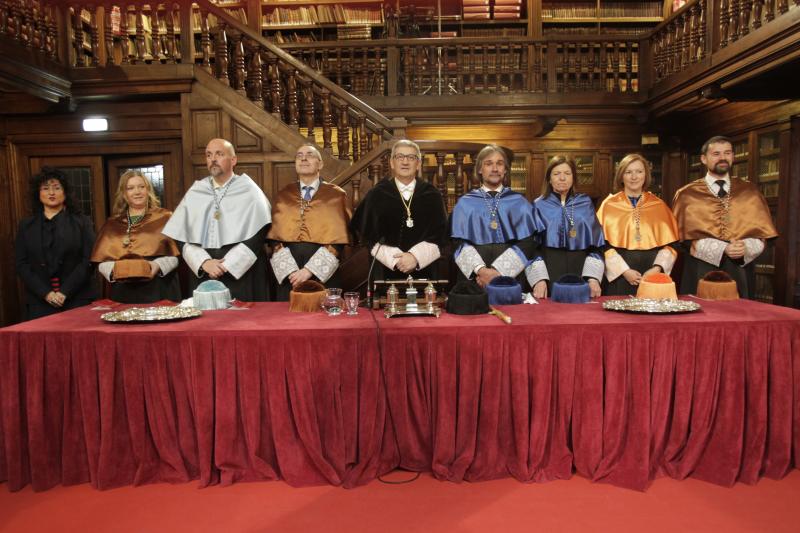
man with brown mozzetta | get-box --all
[672,135,778,298]
[268,143,351,301]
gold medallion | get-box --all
[569,228,577,238]
[406,217,414,228]
[214,210,221,220]
[122,237,131,247]
[490,220,499,230]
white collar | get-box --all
[299,178,320,191]
[394,178,416,191]
[481,184,504,193]
[211,175,235,189]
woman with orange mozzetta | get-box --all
[596,154,680,296]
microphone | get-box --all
[365,238,384,309]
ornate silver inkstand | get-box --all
[373,276,447,318]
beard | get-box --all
[208,164,223,177]
[712,161,730,175]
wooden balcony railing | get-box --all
[0,0,58,59]
[649,0,800,84]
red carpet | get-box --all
[2,471,799,532]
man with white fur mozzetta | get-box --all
[162,138,271,301]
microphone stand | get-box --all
[365,241,383,309]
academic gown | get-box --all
[350,178,447,284]
[532,192,605,287]
[450,188,541,290]
[672,178,777,298]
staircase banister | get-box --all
[330,140,395,186]
[650,0,703,35]
[194,0,399,134]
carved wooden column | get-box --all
[720,0,730,47]
[359,117,368,161]
[72,5,84,66]
[248,44,263,106]
[200,8,212,72]
[286,68,299,128]
[753,0,764,27]
[119,2,130,64]
[764,0,774,24]
[740,0,753,35]
[165,3,177,63]
[134,4,145,63]
[455,153,465,199]
[337,105,350,160]
[102,2,113,65]
[697,0,707,59]
[303,84,314,140]
[215,23,229,85]
[777,0,788,13]
[232,33,246,95]
[351,114,360,161]
[321,89,333,153]
[267,55,281,118]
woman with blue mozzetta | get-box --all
[450,144,541,291]
[526,155,605,299]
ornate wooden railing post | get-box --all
[232,32,246,95]
[286,68,299,128]
[720,0,731,47]
[337,105,350,160]
[165,3,177,63]
[103,2,113,65]
[303,84,314,141]
[321,89,333,153]
[248,44,263,106]
[215,23,229,85]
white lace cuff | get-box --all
[491,246,527,278]
[371,243,402,271]
[408,241,441,270]
[654,247,677,275]
[582,254,605,281]
[224,243,257,280]
[270,246,300,284]
[525,259,549,287]
[305,246,339,283]
[691,238,726,267]
[742,238,765,266]
[153,256,179,277]
[183,243,212,277]
[455,244,484,278]
[604,249,629,282]
[98,261,115,283]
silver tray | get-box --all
[101,306,202,323]
[602,298,702,314]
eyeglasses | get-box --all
[393,153,419,162]
[295,152,319,160]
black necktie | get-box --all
[487,190,499,197]
[715,180,727,198]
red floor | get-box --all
[1,470,799,533]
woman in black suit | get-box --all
[15,167,97,320]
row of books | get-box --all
[463,0,523,20]
[263,5,383,26]
[542,2,662,19]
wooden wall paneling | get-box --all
[191,110,224,154]
[773,126,794,306]
[790,116,800,308]
[232,120,263,153]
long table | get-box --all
[0,305,397,491]
[2,299,799,491]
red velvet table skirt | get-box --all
[378,298,800,490]
[0,305,398,491]
[2,299,799,492]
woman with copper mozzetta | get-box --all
[526,156,606,299]
[15,167,98,320]
[91,170,180,303]
[596,154,680,296]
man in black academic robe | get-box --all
[350,140,447,285]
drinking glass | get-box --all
[321,288,343,316]
[344,292,360,315]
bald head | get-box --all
[206,138,237,183]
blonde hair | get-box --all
[613,153,652,192]
[112,170,160,215]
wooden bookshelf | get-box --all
[539,0,669,36]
